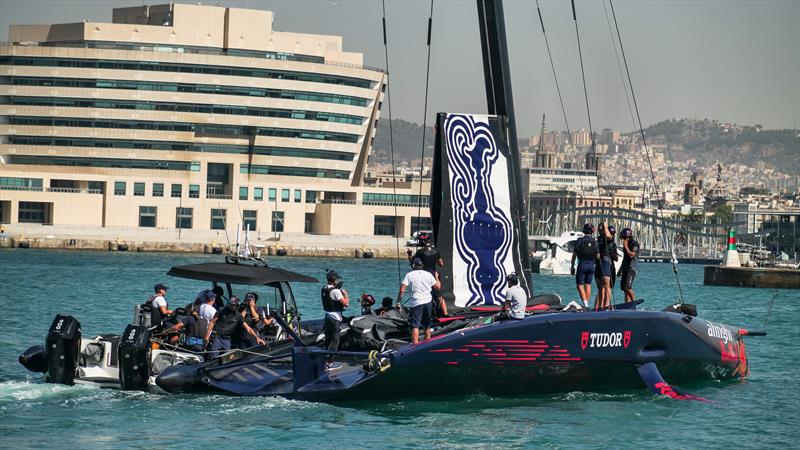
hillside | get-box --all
[634,119,800,173]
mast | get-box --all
[476,0,533,294]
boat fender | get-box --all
[118,324,151,391]
[44,314,82,385]
[19,345,48,373]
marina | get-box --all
[1,249,797,448]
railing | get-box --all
[206,193,232,200]
[320,198,429,208]
[0,186,102,194]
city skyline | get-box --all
[1,0,798,137]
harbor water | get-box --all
[0,249,798,449]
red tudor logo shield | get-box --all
[581,331,589,349]
[623,331,631,348]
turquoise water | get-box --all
[0,249,798,449]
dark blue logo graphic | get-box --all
[444,114,512,306]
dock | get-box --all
[703,265,800,289]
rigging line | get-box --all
[601,0,637,133]
[415,0,435,233]
[381,0,402,284]
[608,0,661,210]
[609,0,684,303]
[535,0,587,204]
[570,0,598,185]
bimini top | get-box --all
[167,262,318,285]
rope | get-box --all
[415,0,435,233]
[609,0,684,303]
[381,0,402,284]
[601,0,637,133]
[534,0,586,203]
[570,0,598,183]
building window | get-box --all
[374,215,397,236]
[114,181,126,196]
[139,206,157,227]
[171,184,182,198]
[152,183,164,197]
[134,182,145,196]
[294,189,302,203]
[239,186,248,201]
[281,189,290,202]
[242,210,257,231]
[254,187,263,201]
[189,184,200,198]
[271,211,284,232]
[306,190,317,203]
[176,207,193,229]
[210,208,226,230]
[268,188,277,201]
[412,216,432,232]
[18,202,49,223]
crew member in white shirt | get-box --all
[397,258,441,344]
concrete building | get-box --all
[0,3,432,239]
[528,167,599,197]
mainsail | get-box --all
[431,112,530,311]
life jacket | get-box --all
[215,306,241,338]
[608,240,620,262]
[187,317,208,339]
[145,295,163,326]
[321,285,344,313]
[575,236,598,261]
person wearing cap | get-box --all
[359,294,376,315]
[397,257,441,344]
[406,233,449,317]
[500,272,526,320]
[570,224,598,308]
[205,300,264,355]
[618,228,640,303]
[321,270,349,370]
[147,283,174,323]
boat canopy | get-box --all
[167,263,318,285]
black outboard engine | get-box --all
[44,315,82,385]
[19,345,48,373]
[118,324,151,391]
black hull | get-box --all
[158,309,750,402]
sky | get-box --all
[1,0,798,137]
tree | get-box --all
[712,204,732,224]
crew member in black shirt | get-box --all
[407,232,448,317]
[618,228,640,303]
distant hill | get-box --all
[371,118,530,164]
[633,119,800,173]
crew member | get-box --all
[163,312,207,352]
[211,285,227,309]
[594,223,614,310]
[500,272,526,320]
[198,291,217,323]
[360,294,376,315]
[570,223,598,308]
[375,297,394,316]
[397,257,441,343]
[407,233,449,317]
[618,228,640,303]
[205,302,264,355]
[146,283,173,327]
[241,292,272,347]
[321,270,349,370]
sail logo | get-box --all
[707,321,733,344]
[444,114,514,307]
[580,331,632,349]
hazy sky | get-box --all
[1,0,798,137]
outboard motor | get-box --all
[118,324,151,391]
[19,345,48,373]
[44,315,82,385]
